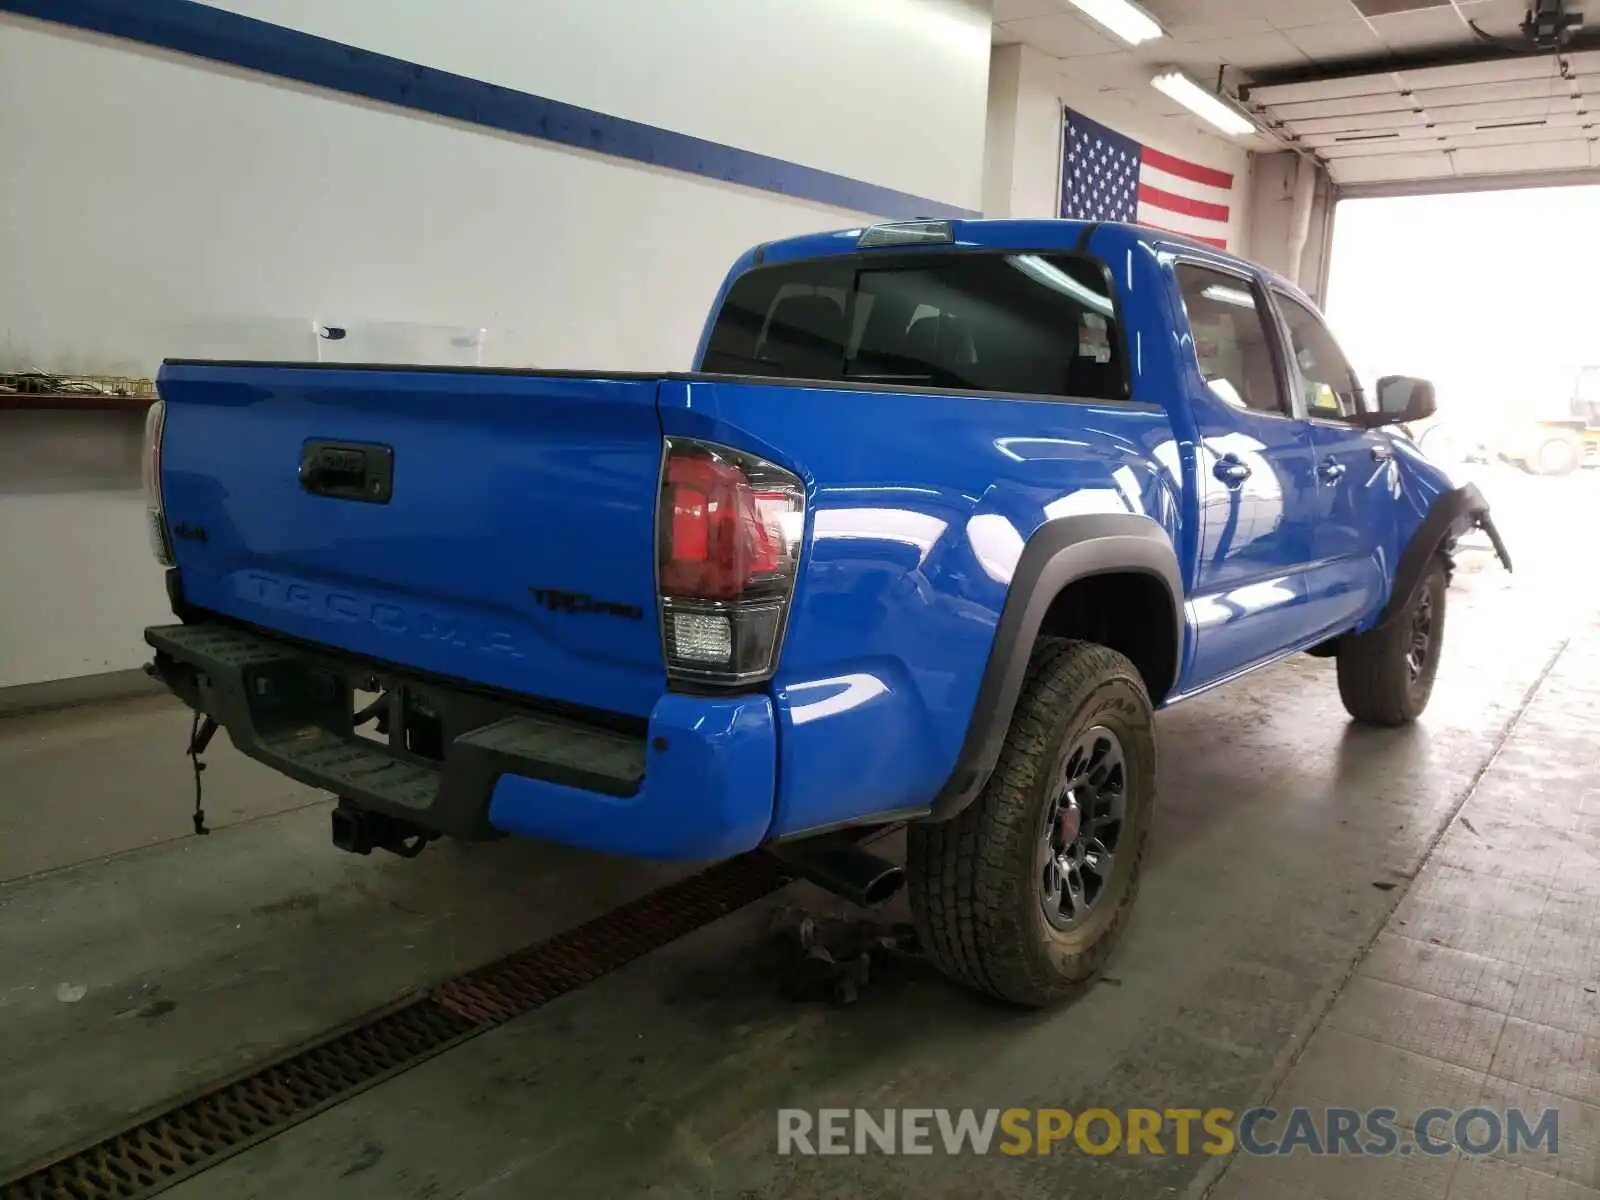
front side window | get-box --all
[1275,294,1364,420]
[701,252,1127,401]
[1174,265,1287,417]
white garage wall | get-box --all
[1246,152,1337,302]
[0,414,166,699]
[0,1,992,692]
[1,6,992,377]
[193,0,992,215]
[983,43,1252,252]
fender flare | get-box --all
[1375,483,1511,632]
[927,512,1183,822]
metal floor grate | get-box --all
[1,852,792,1200]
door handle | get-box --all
[1371,444,1393,462]
[1318,458,1347,483]
[299,441,394,504]
[1212,457,1251,487]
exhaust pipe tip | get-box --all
[860,864,906,907]
[772,839,906,908]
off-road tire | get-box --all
[1336,557,1448,726]
[907,640,1156,1007]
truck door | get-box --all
[1270,290,1397,638]
[1172,262,1320,689]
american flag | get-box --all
[1061,108,1234,250]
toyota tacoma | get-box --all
[140,218,1510,1006]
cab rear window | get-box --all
[700,252,1127,402]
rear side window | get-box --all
[701,252,1127,401]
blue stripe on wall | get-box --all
[3,0,980,220]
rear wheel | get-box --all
[1336,558,1447,726]
[907,641,1156,1007]
[1534,430,1583,476]
[1417,422,1463,465]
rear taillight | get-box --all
[142,400,174,566]
[657,437,804,685]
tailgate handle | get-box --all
[300,441,394,504]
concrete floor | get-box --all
[1213,618,1600,1200]
[2,464,1597,1199]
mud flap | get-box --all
[1475,510,1514,573]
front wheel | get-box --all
[907,641,1156,1007]
[1336,558,1448,726]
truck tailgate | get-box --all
[157,363,667,718]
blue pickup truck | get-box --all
[141,219,1509,1006]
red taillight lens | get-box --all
[661,452,757,601]
[657,439,804,684]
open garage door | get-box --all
[1230,0,1600,197]
[1247,48,1600,194]
[1323,183,1600,595]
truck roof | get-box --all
[757,217,1214,263]
[750,218,1311,308]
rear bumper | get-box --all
[144,621,776,861]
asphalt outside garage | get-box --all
[2,461,1597,1200]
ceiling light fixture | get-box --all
[1066,0,1164,46]
[1151,71,1256,137]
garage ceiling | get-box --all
[993,0,1600,189]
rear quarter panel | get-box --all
[658,377,1183,837]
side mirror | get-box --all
[1371,375,1437,426]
